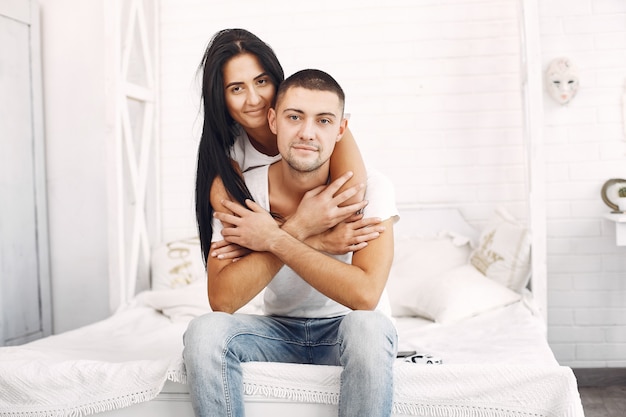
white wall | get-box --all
[158,0,626,368]
[159,0,528,239]
[538,0,626,368]
[38,0,110,333]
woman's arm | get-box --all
[329,127,367,206]
[211,172,372,260]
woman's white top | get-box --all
[229,126,281,172]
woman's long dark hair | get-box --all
[195,29,284,265]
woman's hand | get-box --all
[287,172,368,240]
[215,199,281,252]
[210,239,251,262]
[308,213,385,254]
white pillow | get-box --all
[414,264,521,324]
[151,237,206,290]
[469,207,531,292]
[387,234,471,317]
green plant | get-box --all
[619,187,626,198]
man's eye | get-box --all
[553,80,561,85]
[319,118,331,125]
[289,115,300,121]
[568,80,575,84]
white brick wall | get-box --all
[158,0,626,367]
[539,0,626,368]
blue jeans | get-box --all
[183,310,397,417]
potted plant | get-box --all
[618,187,626,213]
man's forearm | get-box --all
[266,228,382,311]
[208,251,282,313]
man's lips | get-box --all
[292,144,318,152]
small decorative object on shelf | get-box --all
[601,178,626,213]
[618,187,626,213]
[603,180,626,246]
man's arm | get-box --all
[207,172,375,313]
[207,177,282,313]
[218,200,395,310]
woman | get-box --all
[195,28,381,264]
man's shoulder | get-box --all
[242,164,269,182]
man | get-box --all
[183,69,398,417]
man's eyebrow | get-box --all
[281,108,337,118]
[282,108,304,114]
[224,72,269,89]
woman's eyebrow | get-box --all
[224,72,268,89]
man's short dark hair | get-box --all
[274,69,345,113]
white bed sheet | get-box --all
[0,292,583,417]
[394,293,556,366]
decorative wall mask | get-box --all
[545,57,579,105]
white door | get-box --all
[0,0,51,346]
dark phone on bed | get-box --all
[396,350,417,358]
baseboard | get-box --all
[572,368,626,387]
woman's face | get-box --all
[222,53,276,130]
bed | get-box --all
[0,205,585,417]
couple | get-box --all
[185,29,399,417]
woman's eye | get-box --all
[231,86,242,94]
[553,80,561,85]
[568,80,575,84]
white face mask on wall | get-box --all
[545,57,580,105]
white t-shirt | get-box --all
[229,126,281,172]
[212,165,398,318]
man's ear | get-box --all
[268,108,278,134]
[336,118,348,142]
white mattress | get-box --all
[0,292,583,417]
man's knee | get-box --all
[184,312,235,355]
[340,311,397,348]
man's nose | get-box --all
[298,119,315,140]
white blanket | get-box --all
[0,287,584,417]
[242,362,583,417]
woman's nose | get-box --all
[246,87,262,106]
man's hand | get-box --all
[215,199,281,252]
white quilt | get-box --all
[0,286,584,417]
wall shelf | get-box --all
[605,212,626,246]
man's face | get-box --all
[268,86,347,173]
